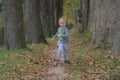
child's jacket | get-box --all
[53,27,69,44]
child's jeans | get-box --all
[56,40,70,62]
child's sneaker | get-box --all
[64,60,70,64]
[55,59,60,66]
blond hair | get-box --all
[59,16,67,22]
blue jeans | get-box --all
[56,41,70,61]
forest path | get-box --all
[42,29,77,80]
[42,45,74,80]
[43,28,80,80]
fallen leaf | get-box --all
[34,61,39,65]
[31,69,38,74]
[95,64,100,67]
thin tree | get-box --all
[80,0,89,33]
[55,0,63,30]
[48,0,55,35]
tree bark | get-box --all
[80,0,89,33]
[2,0,26,49]
[76,0,82,31]
[40,0,51,37]
[26,0,47,44]
[0,28,3,46]
[111,0,120,55]
[49,0,55,35]
[55,0,63,29]
[88,0,116,48]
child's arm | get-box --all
[51,29,59,40]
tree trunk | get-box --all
[80,0,89,33]
[88,0,96,43]
[2,0,26,49]
[76,0,82,31]
[26,0,47,44]
[88,0,116,48]
[0,28,3,46]
[40,0,51,37]
[55,0,63,29]
[111,0,120,55]
[49,0,55,35]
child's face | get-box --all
[59,20,66,27]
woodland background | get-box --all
[0,0,120,80]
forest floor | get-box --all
[0,28,120,80]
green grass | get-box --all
[46,38,52,44]
[0,44,46,78]
[93,52,107,62]
[0,66,7,77]
[0,49,27,76]
[73,68,85,75]
[108,70,120,80]
[67,28,120,79]
[83,30,91,40]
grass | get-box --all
[66,27,120,80]
[108,70,120,80]
[0,26,120,79]
[0,49,27,77]
[73,68,85,75]
[0,44,46,79]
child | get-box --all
[52,16,70,65]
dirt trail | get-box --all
[43,47,74,80]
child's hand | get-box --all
[57,34,61,37]
[51,38,54,40]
